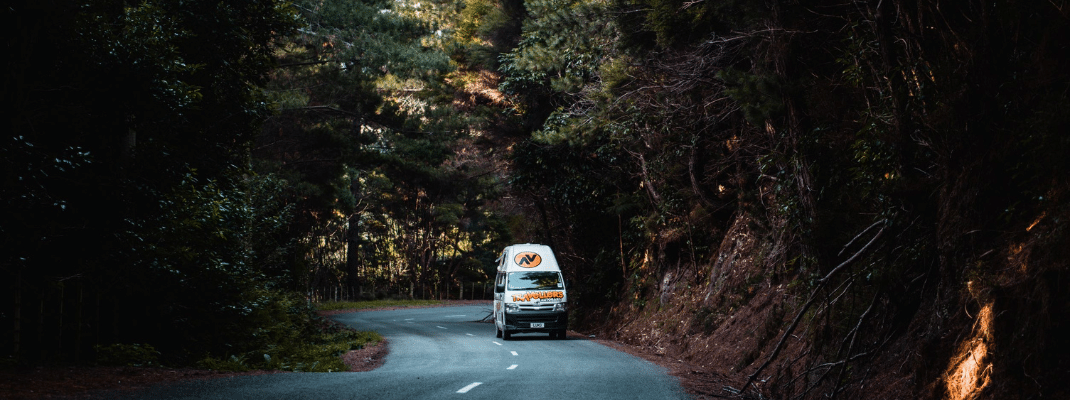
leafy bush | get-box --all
[196,297,383,372]
[94,343,161,367]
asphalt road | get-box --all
[97,304,687,399]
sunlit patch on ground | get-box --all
[945,302,993,400]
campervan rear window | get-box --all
[507,271,562,291]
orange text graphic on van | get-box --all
[512,291,564,302]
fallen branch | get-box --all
[741,220,887,395]
[829,291,880,398]
[837,219,884,257]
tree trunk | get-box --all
[13,272,20,356]
[57,285,64,359]
[75,285,83,361]
[345,213,362,293]
[37,296,44,360]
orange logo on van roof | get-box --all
[514,252,542,268]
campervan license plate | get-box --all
[530,323,544,328]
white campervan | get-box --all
[493,244,568,340]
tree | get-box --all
[497,0,1070,398]
[257,0,511,300]
[3,0,299,362]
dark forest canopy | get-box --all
[498,0,1070,398]
[4,0,304,363]
[4,0,1070,398]
[3,0,511,369]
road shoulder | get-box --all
[341,339,388,372]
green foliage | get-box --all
[4,0,508,369]
[94,344,161,367]
[349,143,512,290]
[613,0,766,49]
[497,0,613,125]
[451,0,523,68]
[198,355,254,372]
[245,174,302,289]
[4,0,301,363]
[718,68,787,124]
[294,0,449,78]
[495,0,1070,396]
[510,139,620,214]
[198,306,382,372]
[509,137,637,308]
[9,0,1066,395]
[259,0,512,302]
[456,0,495,40]
[597,55,639,94]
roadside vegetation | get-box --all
[5,0,1069,398]
[198,314,382,373]
[86,298,383,373]
[4,0,503,372]
[316,300,445,312]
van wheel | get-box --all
[496,326,502,338]
[503,330,511,340]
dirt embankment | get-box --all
[571,196,1070,399]
[575,213,821,398]
[572,213,913,399]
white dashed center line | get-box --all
[466,333,474,336]
[457,382,482,393]
[507,364,518,370]
[510,351,518,356]
[436,326,447,329]
[492,341,502,346]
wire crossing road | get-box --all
[100,304,687,399]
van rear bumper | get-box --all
[504,311,568,332]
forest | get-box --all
[3,0,1068,398]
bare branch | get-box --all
[742,220,887,394]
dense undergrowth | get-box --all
[196,311,381,373]
[88,297,383,373]
[4,0,500,372]
[6,0,1068,397]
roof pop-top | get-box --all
[498,243,560,272]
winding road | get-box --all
[99,304,687,399]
